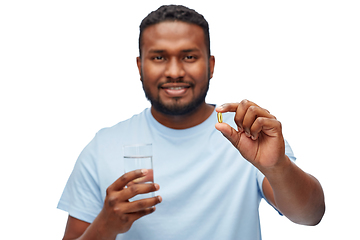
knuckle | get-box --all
[113,205,125,215]
[119,214,129,223]
[240,99,249,105]
[106,193,118,207]
[120,174,130,184]
[248,105,257,113]
[129,185,140,195]
[136,200,146,209]
[256,117,265,124]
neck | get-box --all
[150,103,215,129]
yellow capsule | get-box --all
[217,112,223,123]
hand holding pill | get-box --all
[215,100,287,171]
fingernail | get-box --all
[157,195,162,202]
[154,183,160,190]
[141,169,148,175]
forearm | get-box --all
[63,212,117,240]
[261,156,325,226]
[78,215,116,240]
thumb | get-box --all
[132,169,154,184]
[215,123,240,148]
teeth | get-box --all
[169,87,184,90]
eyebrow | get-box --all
[148,48,200,54]
[181,48,200,53]
[149,49,165,54]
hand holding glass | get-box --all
[123,144,154,201]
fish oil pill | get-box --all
[217,112,223,123]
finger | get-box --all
[107,169,149,192]
[121,183,160,201]
[131,169,154,184]
[250,117,282,140]
[242,105,275,137]
[215,102,240,113]
[126,195,162,214]
[127,195,162,222]
[113,206,157,231]
[215,122,241,148]
[216,100,258,133]
[216,100,258,113]
[127,206,157,223]
[233,100,259,132]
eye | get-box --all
[153,56,164,61]
[184,55,196,62]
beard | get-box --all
[141,71,210,116]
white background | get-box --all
[1,0,359,239]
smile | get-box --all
[160,83,191,97]
[166,86,188,90]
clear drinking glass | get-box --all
[123,143,154,201]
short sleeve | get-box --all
[256,139,296,214]
[57,135,103,223]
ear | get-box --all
[136,57,142,81]
[209,55,215,79]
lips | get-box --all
[160,82,192,97]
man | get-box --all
[58,5,325,239]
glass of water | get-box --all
[123,143,154,201]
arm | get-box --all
[262,159,325,225]
[62,216,89,240]
[215,100,325,226]
[62,169,162,240]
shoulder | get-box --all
[88,108,154,151]
[95,109,149,139]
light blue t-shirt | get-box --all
[58,107,296,239]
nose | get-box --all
[165,58,185,80]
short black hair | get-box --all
[139,5,210,58]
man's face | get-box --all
[137,21,215,116]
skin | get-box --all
[62,170,161,240]
[137,21,215,129]
[215,101,325,225]
[62,21,325,239]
